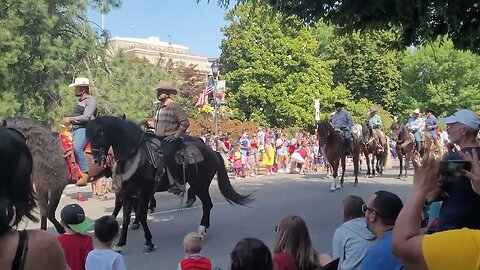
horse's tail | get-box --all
[382,139,389,166]
[215,152,254,206]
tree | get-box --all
[214,0,480,54]
[326,30,403,114]
[0,0,104,119]
[220,2,338,130]
[397,37,480,119]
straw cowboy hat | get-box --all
[155,80,177,95]
[69,77,90,88]
[411,109,420,116]
[368,107,378,114]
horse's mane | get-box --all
[95,116,143,137]
[4,117,68,193]
[318,121,342,143]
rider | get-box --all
[63,77,97,187]
[366,107,384,151]
[153,80,190,195]
[425,109,439,147]
[331,101,354,155]
[406,109,424,152]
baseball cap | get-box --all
[440,109,480,130]
[61,204,92,233]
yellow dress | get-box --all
[263,144,275,166]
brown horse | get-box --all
[2,117,110,234]
[317,121,360,191]
[361,122,389,177]
[389,121,416,178]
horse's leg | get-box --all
[396,147,403,179]
[130,197,141,230]
[148,193,156,213]
[137,190,155,253]
[37,191,48,231]
[330,160,340,192]
[340,156,346,188]
[184,187,196,208]
[112,191,122,218]
[195,187,213,237]
[114,194,133,253]
[365,151,371,177]
[47,189,66,234]
[353,147,360,186]
[370,152,376,177]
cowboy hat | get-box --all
[368,108,377,114]
[155,80,177,95]
[69,77,89,88]
[411,109,420,115]
[334,101,345,108]
[426,108,435,114]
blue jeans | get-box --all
[73,128,88,173]
[343,130,352,140]
[160,137,183,177]
[413,130,421,151]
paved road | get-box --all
[26,165,413,269]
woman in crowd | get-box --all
[273,215,333,270]
[0,127,68,270]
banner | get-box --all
[215,80,226,104]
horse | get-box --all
[389,121,416,178]
[360,122,388,177]
[1,117,110,234]
[86,116,253,253]
[317,121,360,191]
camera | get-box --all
[438,160,471,184]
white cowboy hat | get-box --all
[69,77,90,88]
[412,109,420,115]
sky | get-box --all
[88,0,234,58]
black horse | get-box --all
[390,121,415,178]
[86,116,253,253]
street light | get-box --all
[211,60,220,136]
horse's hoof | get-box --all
[396,176,401,179]
[144,244,156,254]
[330,188,335,192]
[184,199,196,208]
[129,223,140,230]
[113,245,123,253]
[198,225,207,238]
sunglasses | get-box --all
[362,204,379,216]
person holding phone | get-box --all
[392,149,480,270]
[428,109,480,232]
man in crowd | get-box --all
[332,102,354,155]
[361,191,404,270]
[429,109,480,231]
[333,195,376,270]
[63,77,97,187]
[153,80,190,195]
[392,147,480,270]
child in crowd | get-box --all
[57,204,94,270]
[233,145,243,178]
[86,215,126,270]
[178,232,212,270]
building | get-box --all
[108,36,214,74]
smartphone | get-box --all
[438,160,472,184]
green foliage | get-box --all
[398,37,480,119]
[326,30,403,114]
[220,2,337,130]
[214,0,480,54]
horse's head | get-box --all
[361,122,372,143]
[317,121,334,147]
[86,119,110,166]
[390,121,403,142]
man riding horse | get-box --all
[62,77,97,187]
[331,102,354,155]
[366,107,385,152]
[153,80,189,195]
[406,109,424,152]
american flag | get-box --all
[195,78,214,107]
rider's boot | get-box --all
[76,172,88,187]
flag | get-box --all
[195,78,214,107]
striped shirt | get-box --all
[154,99,189,137]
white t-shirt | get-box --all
[86,249,127,270]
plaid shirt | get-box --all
[154,99,189,137]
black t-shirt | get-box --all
[437,147,480,232]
